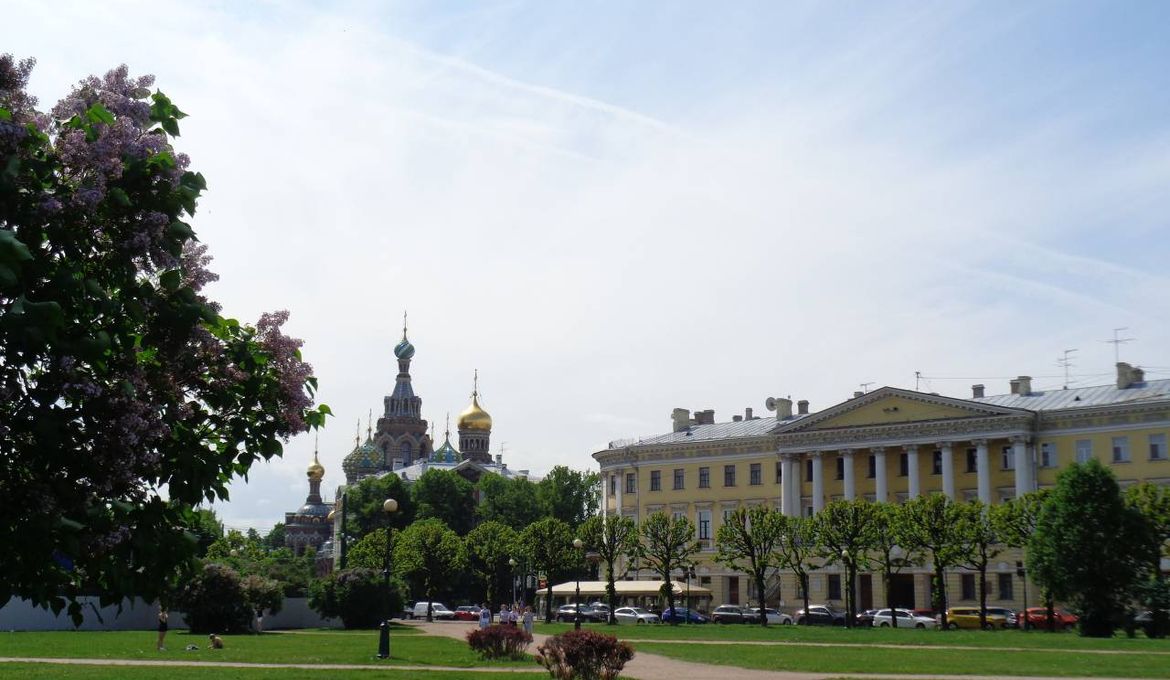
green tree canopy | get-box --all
[715,506,786,626]
[899,494,965,628]
[579,514,639,624]
[869,502,921,627]
[638,512,699,624]
[465,520,519,607]
[537,466,599,529]
[955,500,1005,629]
[347,527,393,571]
[344,473,414,540]
[262,523,286,551]
[0,58,329,622]
[774,514,819,619]
[477,473,542,530]
[394,518,465,620]
[519,517,575,623]
[412,469,476,535]
[813,500,877,627]
[1031,460,1153,637]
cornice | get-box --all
[776,414,1033,452]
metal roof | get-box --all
[606,415,802,449]
[973,378,1170,412]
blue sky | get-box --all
[7,0,1170,530]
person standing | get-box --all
[522,606,534,635]
[478,603,491,629]
[499,603,509,626]
[156,608,169,651]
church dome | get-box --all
[394,336,415,361]
[433,436,459,463]
[342,438,382,478]
[458,394,492,432]
[306,451,325,481]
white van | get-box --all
[409,601,455,620]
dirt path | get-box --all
[408,620,1161,680]
[624,637,1170,656]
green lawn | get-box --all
[0,628,530,668]
[0,663,534,680]
[633,641,1170,678]
[535,621,1170,651]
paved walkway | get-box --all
[0,656,543,672]
[409,620,1161,680]
[624,637,1170,656]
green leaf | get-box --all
[0,108,11,121]
[167,221,194,240]
[0,229,34,264]
[108,187,131,207]
[159,270,182,292]
[85,104,116,126]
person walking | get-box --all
[156,608,169,651]
[522,605,534,635]
[478,603,491,629]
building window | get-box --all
[1149,434,1167,461]
[1075,439,1092,464]
[727,576,740,605]
[750,463,762,485]
[1040,442,1055,468]
[775,461,783,483]
[673,468,685,490]
[672,510,685,522]
[836,456,845,480]
[699,467,710,488]
[899,452,909,477]
[998,573,1014,601]
[609,474,617,495]
[1001,445,1014,471]
[961,573,976,600]
[827,574,842,601]
[625,473,636,494]
[697,510,712,543]
[867,455,877,479]
[966,448,978,473]
[804,505,814,518]
[806,458,814,482]
[650,470,661,491]
[1112,436,1130,463]
[932,450,943,475]
[722,508,734,524]
[724,464,736,487]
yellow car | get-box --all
[944,607,1007,630]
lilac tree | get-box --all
[0,56,329,623]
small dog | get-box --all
[208,633,224,649]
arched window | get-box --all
[400,441,412,464]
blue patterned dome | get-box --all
[342,438,382,479]
[433,436,459,463]
[394,336,415,360]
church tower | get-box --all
[457,370,493,463]
[374,313,431,467]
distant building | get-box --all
[283,446,332,556]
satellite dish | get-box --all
[765,397,777,412]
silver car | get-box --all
[873,608,938,629]
[613,606,660,624]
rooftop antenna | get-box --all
[1057,349,1078,389]
[914,371,922,391]
[1104,327,1134,364]
[860,382,874,394]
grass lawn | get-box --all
[0,663,534,679]
[632,641,1170,678]
[0,627,531,668]
[535,621,1170,651]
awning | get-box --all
[544,580,712,597]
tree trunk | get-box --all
[756,572,767,626]
[934,568,948,629]
[978,564,988,630]
[664,577,677,626]
[1045,594,1055,633]
[845,565,855,628]
[886,570,897,629]
[606,562,617,625]
[801,572,810,625]
[544,584,553,624]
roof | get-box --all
[606,416,797,449]
[546,580,712,597]
[973,378,1170,412]
[385,458,538,483]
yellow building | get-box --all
[593,363,1170,613]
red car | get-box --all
[1023,607,1078,630]
[453,605,481,621]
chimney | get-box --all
[1009,379,1020,395]
[1116,362,1145,389]
[797,400,809,415]
[768,397,793,420]
[971,384,985,399]
[1133,367,1145,384]
[732,415,743,422]
[853,391,863,398]
[495,453,502,465]
[671,408,691,432]
[1017,376,1032,396]
[745,407,753,420]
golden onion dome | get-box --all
[307,450,325,481]
[458,393,493,432]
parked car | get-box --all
[589,603,612,619]
[873,608,938,629]
[555,604,604,623]
[855,609,880,627]
[795,605,848,626]
[1133,610,1163,638]
[985,607,1018,629]
[712,605,753,624]
[661,607,710,624]
[409,602,456,620]
[944,607,1007,630]
[452,605,480,621]
[614,606,660,624]
[748,607,794,625]
[1023,607,1078,630]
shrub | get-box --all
[241,574,284,617]
[308,568,403,629]
[536,629,634,680]
[176,563,252,633]
[467,624,533,660]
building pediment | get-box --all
[777,387,1032,434]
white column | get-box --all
[780,454,796,517]
[615,469,623,514]
[601,471,609,518]
[940,442,955,499]
[873,447,888,503]
[1012,436,1031,498]
[841,449,856,501]
[905,445,920,499]
[975,439,991,504]
[811,452,825,513]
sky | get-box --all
[7,0,1170,531]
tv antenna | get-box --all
[860,382,874,394]
[1056,349,1077,389]
[914,371,922,391]
[1104,327,1134,364]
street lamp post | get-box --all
[509,557,518,606]
[841,549,852,629]
[377,498,398,659]
[684,564,696,625]
[572,538,584,630]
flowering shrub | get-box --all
[466,624,533,660]
[0,54,331,623]
[536,629,635,680]
[176,564,252,634]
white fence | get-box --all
[0,597,339,631]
